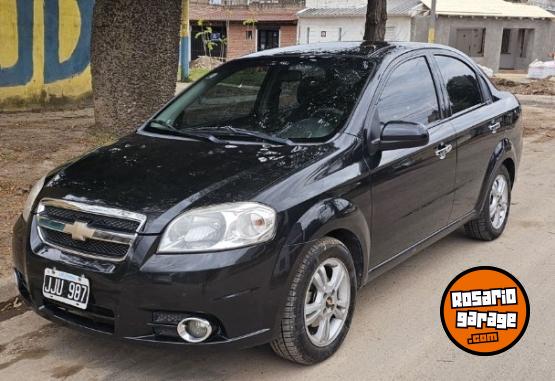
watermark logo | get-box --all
[440,267,529,356]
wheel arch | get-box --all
[502,157,516,187]
[325,228,365,288]
[280,198,371,288]
[476,138,516,212]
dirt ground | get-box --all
[0,112,553,379]
[0,89,554,379]
[0,109,110,277]
[0,100,554,279]
[491,77,555,96]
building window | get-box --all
[501,29,511,54]
[258,29,279,51]
[455,28,486,58]
[246,30,253,40]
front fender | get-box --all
[274,198,371,286]
[289,198,369,249]
[267,198,371,336]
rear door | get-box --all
[432,54,502,220]
[368,54,458,268]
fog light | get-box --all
[177,317,212,343]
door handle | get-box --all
[435,144,453,160]
[489,122,501,134]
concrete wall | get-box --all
[0,0,95,111]
[298,16,412,43]
[412,15,555,72]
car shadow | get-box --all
[39,228,484,378]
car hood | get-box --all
[40,133,336,233]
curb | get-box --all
[0,276,18,304]
[516,94,555,108]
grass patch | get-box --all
[183,68,211,83]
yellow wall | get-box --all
[0,0,93,111]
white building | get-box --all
[297,0,423,43]
[297,0,555,72]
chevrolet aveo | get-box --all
[12,42,522,364]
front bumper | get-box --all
[12,215,302,349]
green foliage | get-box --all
[243,18,257,26]
[184,68,210,83]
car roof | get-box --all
[244,41,453,60]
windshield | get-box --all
[145,56,374,143]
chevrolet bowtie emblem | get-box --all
[63,221,96,241]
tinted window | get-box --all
[148,57,374,142]
[377,57,440,126]
[436,56,483,114]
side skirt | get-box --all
[364,212,476,285]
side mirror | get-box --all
[378,121,429,151]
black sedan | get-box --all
[12,42,522,364]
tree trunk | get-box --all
[91,0,182,134]
[364,0,388,42]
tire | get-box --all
[270,237,357,365]
[464,165,512,241]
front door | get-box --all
[368,55,457,268]
[258,29,279,51]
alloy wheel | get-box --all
[304,258,351,347]
[489,174,509,230]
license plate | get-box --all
[42,268,90,310]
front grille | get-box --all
[36,199,146,262]
[42,229,129,258]
[43,206,140,233]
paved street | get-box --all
[0,121,554,380]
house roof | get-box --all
[298,0,422,18]
[190,5,300,22]
[528,0,555,13]
[420,0,555,19]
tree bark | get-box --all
[91,0,182,134]
[363,0,388,42]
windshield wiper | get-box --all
[148,120,224,144]
[191,126,294,146]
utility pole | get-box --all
[179,0,190,81]
[428,0,437,43]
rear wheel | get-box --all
[464,165,512,241]
[271,237,357,365]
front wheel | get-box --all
[270,237,357,365]
[464,165,512,241]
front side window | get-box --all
[147,57,374,142]
[377,57,440,126]
[436,55,483,115]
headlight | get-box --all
[158,202,277,253]
[22,176,46,222]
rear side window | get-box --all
[435,55,483,114]
[377,57,440,126]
